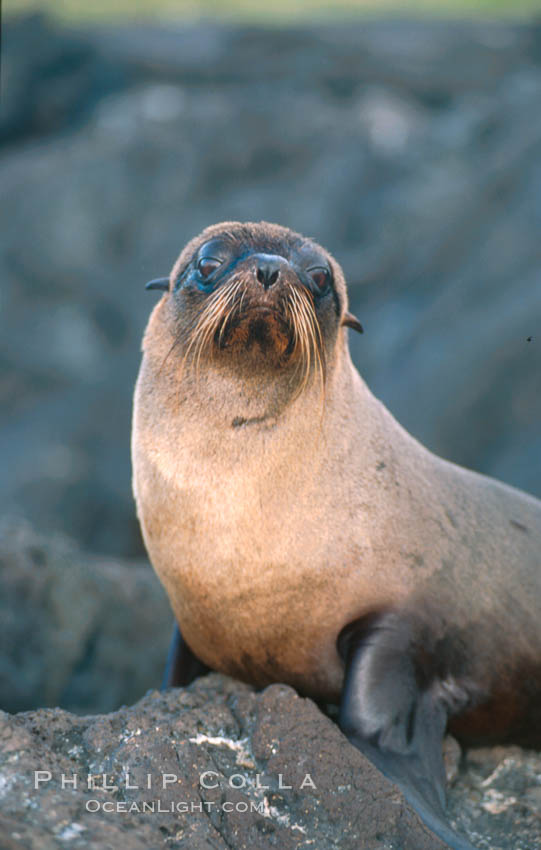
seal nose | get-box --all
[255,255,284,289]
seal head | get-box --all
[155,222,361,397]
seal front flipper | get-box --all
[338,612,477,850]
[162,623,210,689]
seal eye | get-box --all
[197,257,222,278]
[308,267,330,291]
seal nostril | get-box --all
[255,256,283,289]
[257,265,280,288]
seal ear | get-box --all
[145,277,170,292]
[341,312,364,334]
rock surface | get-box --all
[449,745,541,850]
[2,14,541,557]
[0,676,540,850]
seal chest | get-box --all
[133,353,393,701]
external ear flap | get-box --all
[341,311,364,334]
[145,277,170,292]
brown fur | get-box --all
[132,221,541,743]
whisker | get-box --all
[299,289,325,382]
[294,291,311,393]
[290,286,326,401]
[159,334,182,376]
[183,277,245,383]
[290,288,312,399]
[217,278,244,345]
[287,292,305,390]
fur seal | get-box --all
[132,221,541,850]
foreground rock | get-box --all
[1,678,446,850]
[449,745,541,850]
[0,676,540,850]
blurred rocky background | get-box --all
[2,11,541,565]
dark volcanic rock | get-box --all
[0,518,172,716]
[1,15,541,557]
[0,676,450,850]
[448,745,541,850]
[0,675,539,850]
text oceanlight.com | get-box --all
[85,800,269,814]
